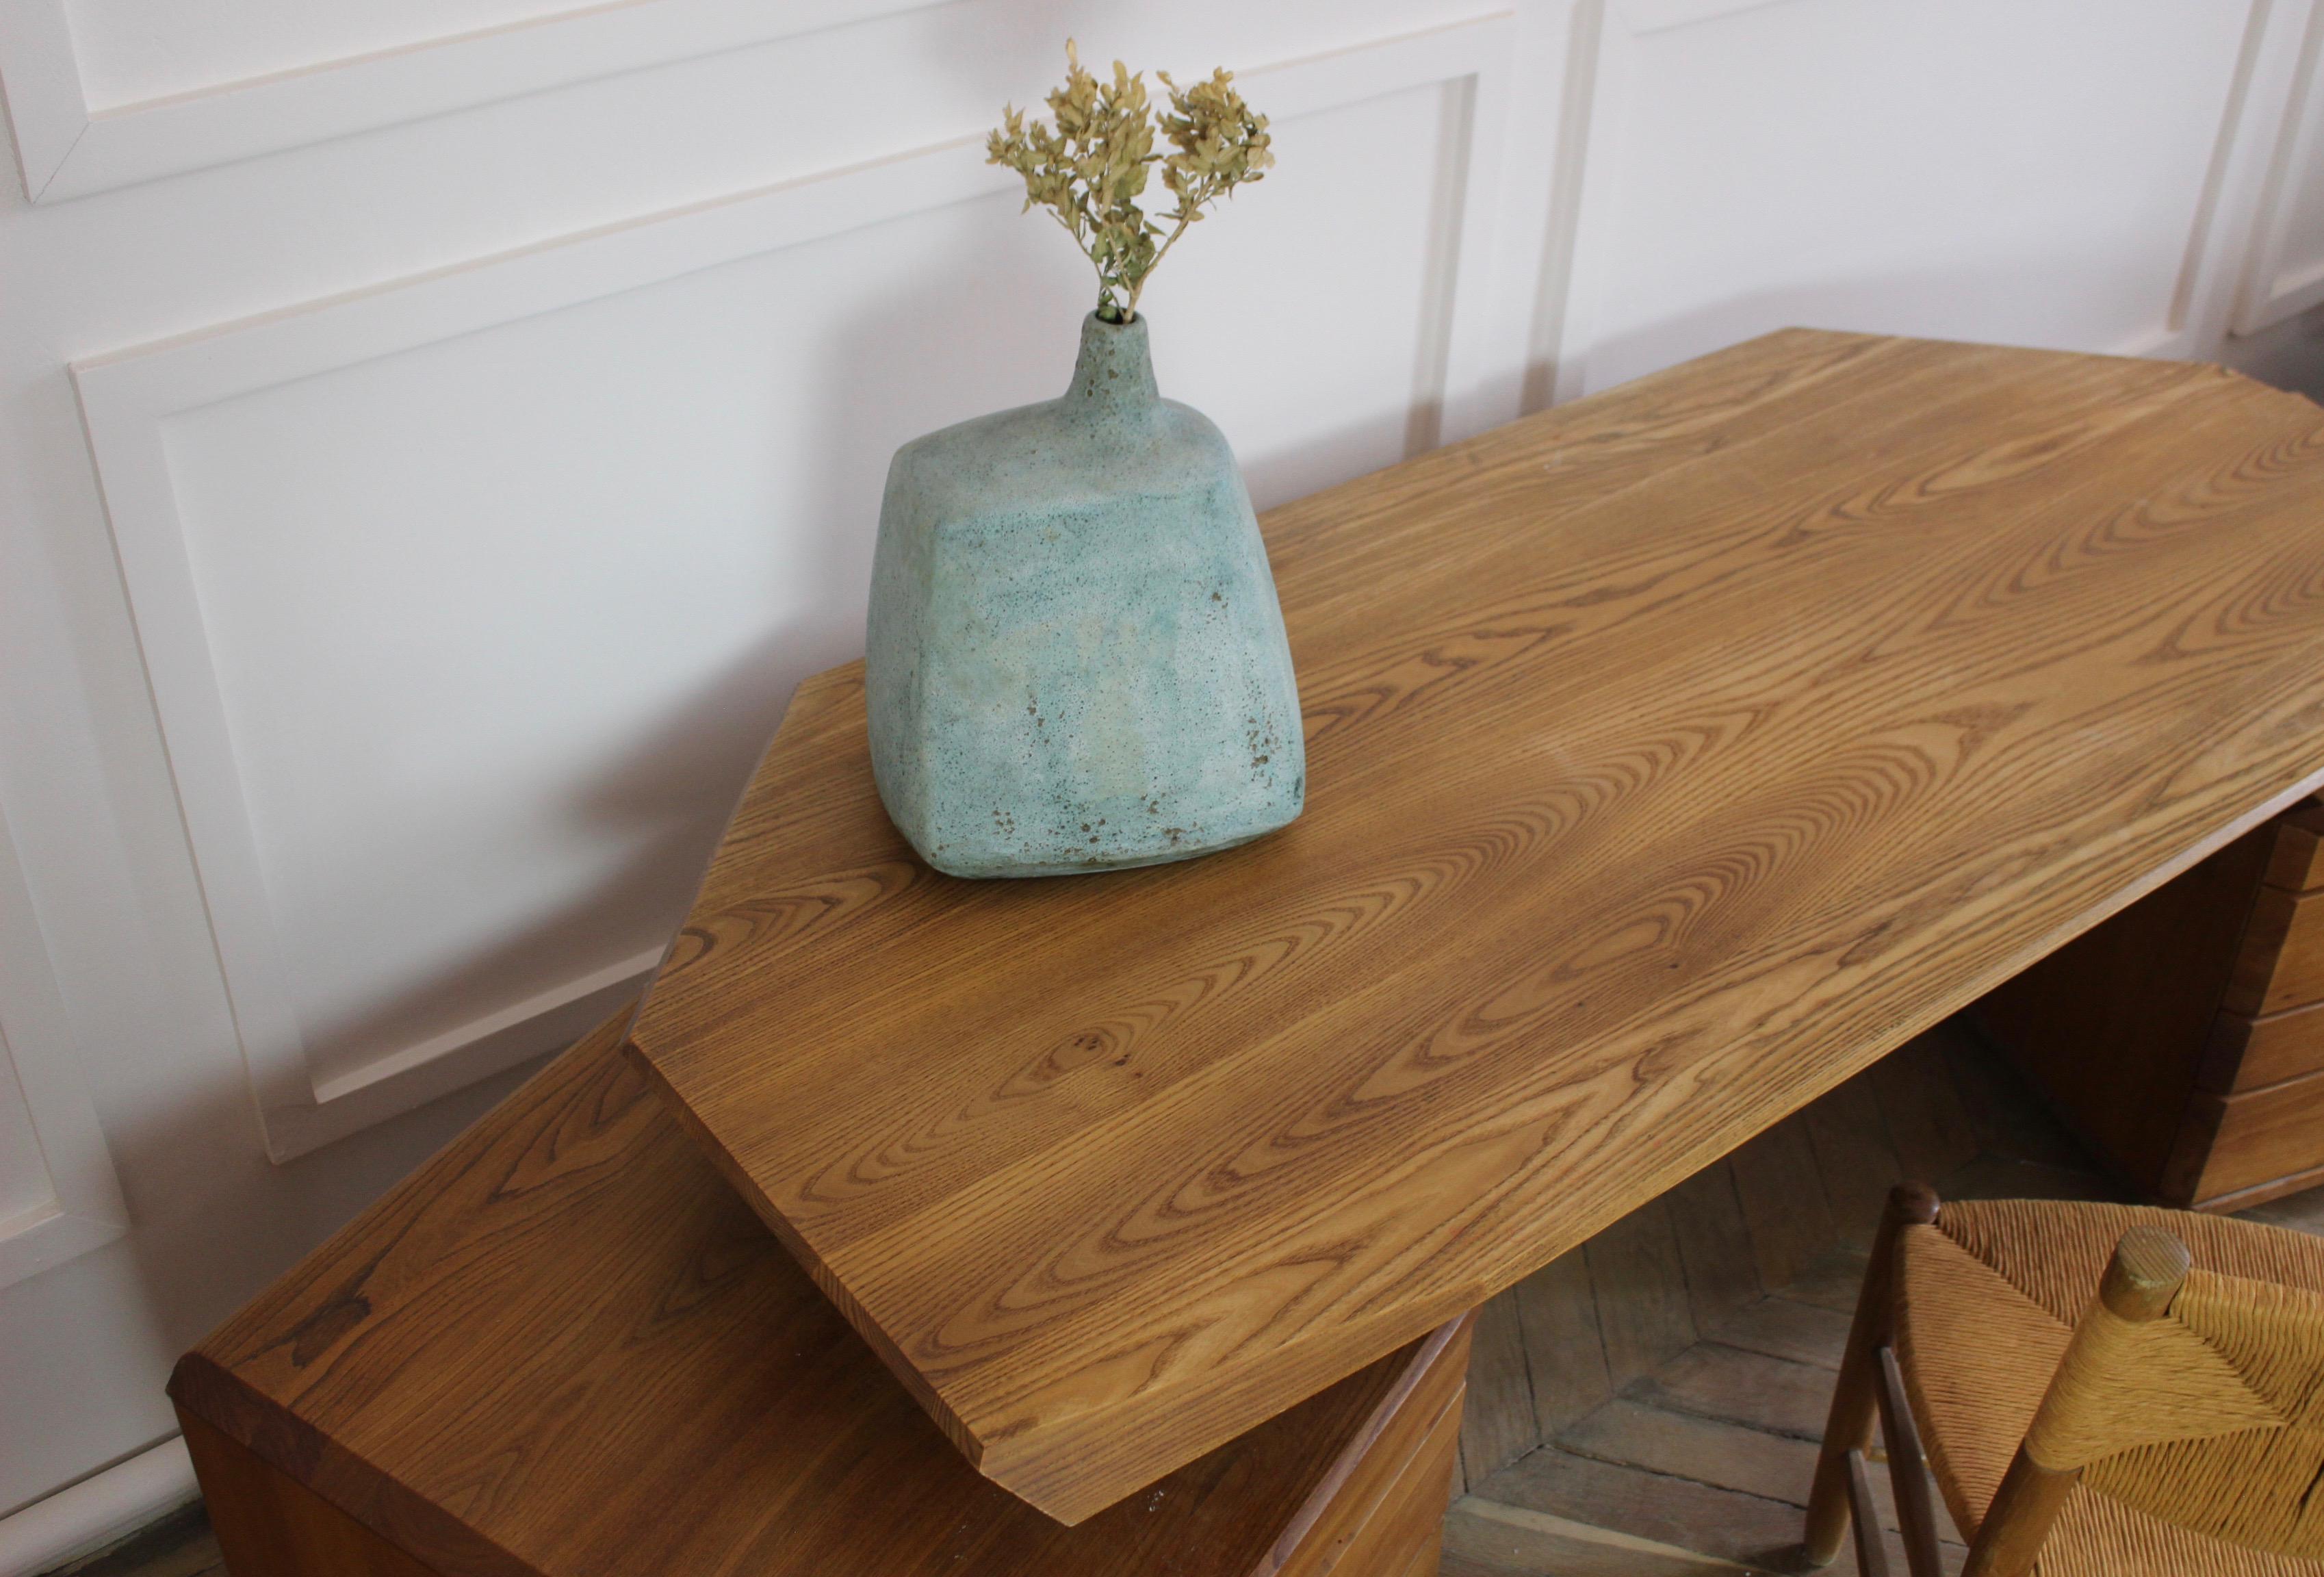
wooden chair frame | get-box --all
[1803,1185,2193,1577]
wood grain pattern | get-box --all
[170,1012,1466,1577]
[627,329,2324,1522]
[1279,1327,1468,1577]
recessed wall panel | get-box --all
[1146,79,1458,507]
[65,0,578,107]
[1574,0,2249,393]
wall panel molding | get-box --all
[0,0,939,202]
[0,1437,195,1576]
[1533,0,2297,402]
[1535,0,1792,404]
[0,806,127,1289]
[2233,0,2324,335]
[2159,0,2315,361]
[72,13,1520,1161]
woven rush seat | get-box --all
[1895,1198,2324,1576]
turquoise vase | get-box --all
[866,311,1304,877]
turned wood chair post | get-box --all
[1844,1448,1893,1577]
[1804,1181,1941,1567]
[1874,1342,1946,1577]
[1958,1226,2191,1577]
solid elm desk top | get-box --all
[628,328,2324,1524]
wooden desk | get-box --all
[628,330,2324,1522]
[170,1012,1474,1577]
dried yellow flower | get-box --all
[988,42,1273,322]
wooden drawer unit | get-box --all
[1982,799,2324,1211]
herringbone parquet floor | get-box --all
[1440,1016,2324,1577]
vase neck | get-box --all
[1065,311,1161,416]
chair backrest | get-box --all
[1943,1201,2324,1562]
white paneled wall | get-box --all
[66,15,1523,1162]
[1549,0,2273,398]
[3,0,2323,1550]
[2239,1,2324,339]
[0,812,125,1292]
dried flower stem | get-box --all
[987,42,1272,322]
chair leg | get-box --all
[1962,1449,2079,1577]
[1803,1181,1939,1566]
[1844,1450,1891,1577]
[1875,1344,1947,1577]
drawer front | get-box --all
[2224,885,2324,1017]
[2263,801,2324,894]
[2182,1067,2324,1207]
[2205,1003,2324,1094]
[1279,1316,1471,1577]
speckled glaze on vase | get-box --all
[866,312,1304,877]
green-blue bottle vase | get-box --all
[866,312,1305,877]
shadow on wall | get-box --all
[1566,264,2162,401]
[282,205,1081,1090]
[289,624,807,1084]
[2220,303,2324,404]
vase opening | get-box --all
[1067,310,1161,417]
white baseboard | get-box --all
[0,1437,196,1577]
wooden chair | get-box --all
[1802,1184,2324,1577]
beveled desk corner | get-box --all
[630,328,2324,1524]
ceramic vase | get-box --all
[865,311,1304,877]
